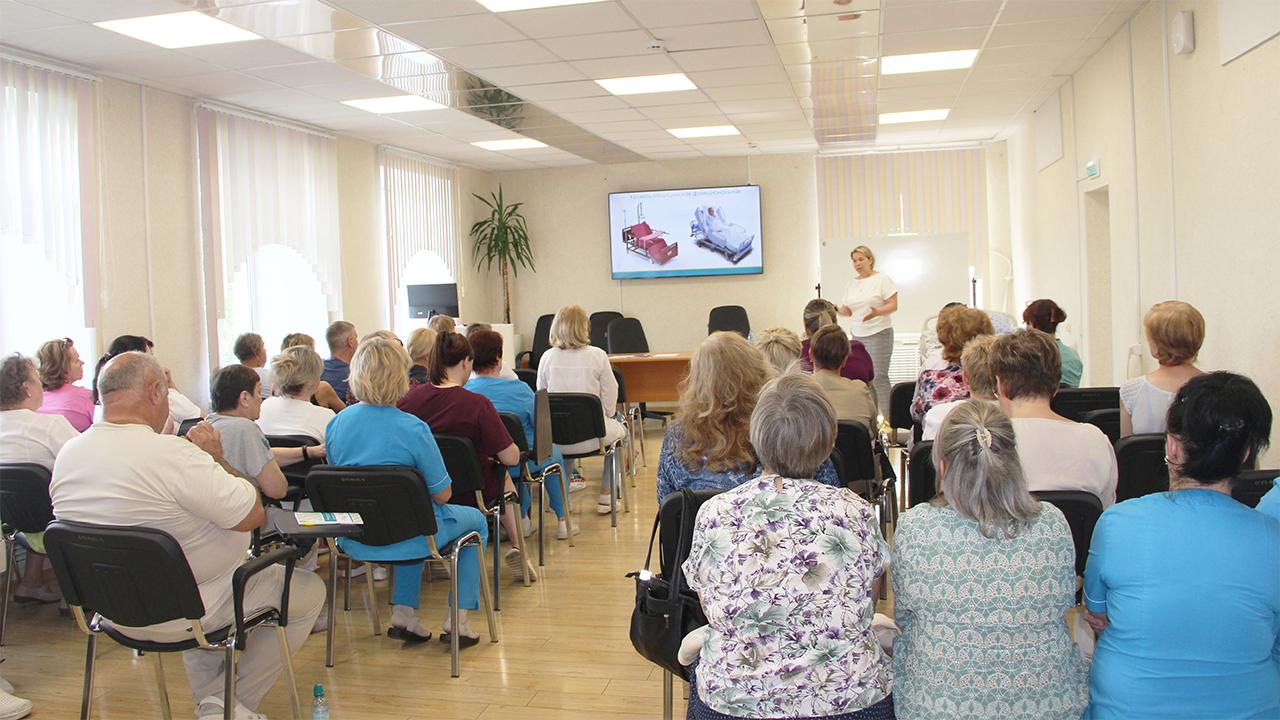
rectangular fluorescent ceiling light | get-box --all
[668,126,739,138]
[881,49,979,75]
[472,139,548,151]
[341,96,445,114]
[879,109,950,124]
[95,12,260,49]
[477,0,607,10]
[596,73,696,96]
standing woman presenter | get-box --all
[838,245,898,413]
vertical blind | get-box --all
[380,147,459,307]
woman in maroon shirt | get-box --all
[397,332,535,583]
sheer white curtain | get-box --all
[196,107,340,364]
[0,58,98,357]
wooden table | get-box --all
[608,352,692,404]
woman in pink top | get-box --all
[36,337,93,432]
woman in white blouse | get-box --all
[1119,301,1205,437]
[536,304,625,515]
[256,346,334,447]
[837,245,898,413]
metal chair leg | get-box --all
[276,625,303,720]
[609,449,618,528]
[342,560,351,612]
[324,549,337,668]
[449,551,461,678]
[223,643,236,720]
[475,539,498,644]
[491,511,501,613]
[153,652,172,720]
[537,480,546,567]
[0,539,12,646]
[635,408,647,468]
[79,634,97,720]
[365,567,380,636]
[559,467,575,548]
[662,668,673,720]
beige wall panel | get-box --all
[335,135,384,337]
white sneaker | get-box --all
[372,565,388,581]
[0,689,31,720]
[521,516,535,538]
[557,522,580,540]
[567,472,587,492]
[197,696,267,720]
[504,548,537,583]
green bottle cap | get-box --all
[313,684,324,697]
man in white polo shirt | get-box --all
[51,352,324,720]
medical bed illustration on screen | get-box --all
[620,203,679,265]
[690,205,753,264]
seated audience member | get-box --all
[655,332,840,502]
[917,301,968,371]
[991,329,1117,506]
[753,327,802,374]
[361,330,401,345]
[810,324,879,432]
[233,333,272,398]
[911,306,993,424]
[406,328,437,386]
[51,352,324,719]
[684,372,892,719]
[1120,301,1205,437]
[35,338,93,432]
[257,347,336,443]
[892,400,1088,719]
[280,334,345,412]
[320,321,358,404]
[0,354,76,605]
[427,315,456,335]
[326,338,488,645]
[1023,299,1082,388]
[466,330,576,540]
[92,335,203,428]
[1082,372,1279,719]
[922,334,999,440]
[799,299,874,383]
[463,323,519,380]
[399,333,533,582]
[206,365,321,501]
[536,305,626,515]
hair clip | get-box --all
[974,425,993,450]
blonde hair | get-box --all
[754,327,802,374]
[549,305,590,350]
[360,330,401,345]
[270,346,323,398]
[1144,301,1204,366]
[407,328,437,363]
[427,315,456,334]
[674,332,772,475]
[802,299,838,338]
[349,337,411,406]
[850,245,876,268]
[281,333,315,350]
[938,306,994,363]
[959,334,998,398]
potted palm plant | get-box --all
[470,186,535,323]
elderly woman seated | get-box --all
[800,298,874,383]
[753,327,802,374]
[1120,300,1205,436]
[257,346,337,443]
[910,306,993,424]
[655,332,839,502]
[683,372,893,720]
[921,334,998,440]
[1083,372,1279,718]
[809,324,878,432]
[279,333,346,412]
[892,399,1087,719]
[35,337,92,432]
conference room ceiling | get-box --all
[0,0,1144,171]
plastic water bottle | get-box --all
[311,684,329,720]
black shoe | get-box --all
[438,630,481,648]
[387,625,432,643]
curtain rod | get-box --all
[195,101,335,140]
[0,49,100,83]
[378,144,458,170]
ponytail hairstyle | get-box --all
[1023,299,1067,335]
[802,298,838,338]
[1166,372,1271,485]
[427,332,473,386]
[92,335,154,404]
[932,399,1041,539]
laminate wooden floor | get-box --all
[1,425,900,720]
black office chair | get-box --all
[1082,408,1121,445]
[834,421,877,499]
[498,390,572,565]
[176,417,201,437]
[1231,469,1279,509]
[1031,491,1104,577]
[549,392,628,526]
[887,381,916,488]
[305,465,497,677]
[590,311,624,351]
[614,367,641,480]
[0,463,55,646]
[515,314,553,370]
[1114,433,1168,502]
[514,368,537,393]
[265,435,319,509]
[1050,387,1120,423]
[607,317,671,427]
[44,520,303,720]
[707,305,750,337]
[907,440,937,508]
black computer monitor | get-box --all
[407,283,458,319]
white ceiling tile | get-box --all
[597,129,673,141]
[726,109,806,124]
[876,83,962,101]
[240,60,366,86]
[880,26,988,55]
[581,119,662,133]
[537,96,630,112]
[688,65,789,87]
[977,41,1078,65]
[539,30,655,61]
[568,54,680,79]
[877,97,954,113]
[963,77,1049,95]
[4,23,155,63]
[162,71,278,98]
[499,3,639,38]
[951,91,1031,107]
[878,67,969,88]
[85,49,217,79]
[0,1,79,36]
[1068,38,1107,59]
[477,62,587,87]
[704,83,794,102]
[998,0,1113,24]
[178,39,319,70]
[389,14,525,49]
[988,17,1101,47]
[654,20,772,51]
[208,1,373,38]
[433,40,560,69]
[508,80,608,101]
[621,89,710,107]
[714,98,798,115]
[17,0,189,23]
[297,76,402,100]
[327,0,488,24]
[967,59,1059,79]
[1052,56,1091,77]
[215,86,331,109]
[559,108,648,123]
[638,102,722,119]
[620,0,760,29]
[651,115,731,130]
[881,0,1001,34]
[668,45,777,72]
[272,101,373,122]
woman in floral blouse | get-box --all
[910,306,993,424]
[684,372,893,720]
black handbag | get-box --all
[628,488,707,681]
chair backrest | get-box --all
[1231,469,1279,509]
[612,367,627,405]
[433,434,488,495]
[889,382,915,431]
[908,440,937,507]
[1031,491,1104,576]
[497,412,529,462]
[1082,408,1121,445]
[0,463,55,534]
[834,421,876,494]
[533,389,553,464]
[266,435,321,484]
[707,305,750,337]
[548,393,607,447]
[305,465,438,546]
[514,368,537,393]
[656,489,724,580]
[607,317,649,354]
[1114,433,1168,502]
[1050,386,1120,423]
[44,520,206,628]
[176,418,201,437]
[590,311,623,351]
[530,314,554,370]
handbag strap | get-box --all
[641,509,661,573]
[666,487,696,602]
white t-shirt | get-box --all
[842,272,898,337]
[0,408,79,469]
[168,388,202,424]
[256,396,335,443]
[253,366,273,398]
[50,422,257,629]
[922,398,1000,441]
[1011,417,1118,507]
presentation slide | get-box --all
[609,185,762,279]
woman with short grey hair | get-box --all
[683,372,893,719]
[890,399,1087,720]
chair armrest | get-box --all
[232,546,298,646]
[515,350,531,368]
